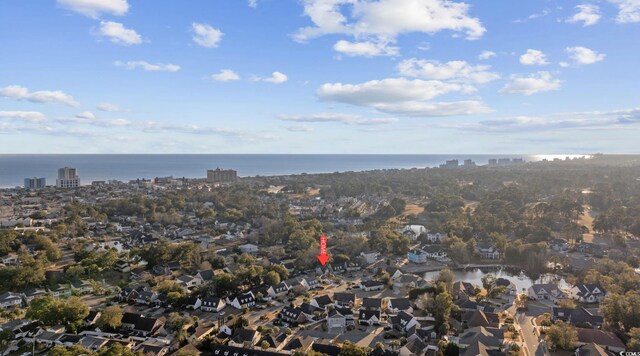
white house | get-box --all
[0,292,23,309]
[360,251,379,264]
[226,292,256,310]
[239,243,259,254]
[570,284,607,303]
[201,297,226,312]
[422,245,448,261]
[400,225,427,241]
[360,280,385,292]
[327,309,346,329]
[426,233,445,243]
[527,284,568,302]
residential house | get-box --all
[389,311,418,332]
[388,298,413,314]
[269,282,290,297]
[358,309,382,326]
[360,251,379,264]
[385,267,403,280]
[462,310,501,328]
[280,306,307,325]
[576,329,625,353]
[452,326,504,352]
[229,328,260,348]
[177,275,201,289]
[201,297,226,312]
[333,292,355,308]
[476,241,500,260]
[570,284,607,304]
[0,292,23,309]
[495,278,518,295]
[311,295,333,310]
[360,280,385,292]
[527,283,568,302]
[133,315,165,336]
[401,225,426,241]
[407,249,427,264]
[299,277,319,290]
[361,297,382,310]
[299,302,323,320]
[327,309,346,329]
[184,296,202,310]
[552,307,604,328]
[135,290,158,305]
[422,244,448,261]
[195,269,215,283]
[283,336,314,353]
[550,238,569,252]
[239,243,259,254]
[49,284,72,299]
[227,292,256,310]
[345,261,362,271]
[426,233,445,243]
[70,280,93,295]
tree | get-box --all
[264,270,281,286]
[261,340,270,350]
[546,321,577,350]
[49,345,96,356]
[0,329,14,354]
[443,342,460,356]
[628,328,640,352]
[97,305,123,331]
[436,269,455,293]
[26,296,89,331]
[481,273,496,291]
[433,291,453,332]
[97,343,138,356]
[339,341,371,356]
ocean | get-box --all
[0,154,582,188]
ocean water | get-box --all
[0,154,581,188]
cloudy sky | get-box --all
[0,0,639,154]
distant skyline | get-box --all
[0,0,639,154]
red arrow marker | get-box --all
[317,235,329,266]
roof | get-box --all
[462,310,500,328]
[282,336,314,351]
[362,297,383,309]
[231,328,258,344]
[575,343,609,356]
[577,329,625,349]
[389,298,411,310]
[333,292,355,304]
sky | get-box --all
[0,0,639,154]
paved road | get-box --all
[507,301,551,356]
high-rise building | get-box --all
[207,168,237,183]
[56,167,80,188]
[24,177,46,189]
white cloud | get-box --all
[566,46,605,64]
[192,23,223,48]
[567,4,601,26]
[294,0,486,47]
[97,21,142,45]
[97,102,123,112]
[76,111,95,120]
[397,59,500,84]
[248,0,258,8]
[211,69,241,82]
[446,108,640,132]
[0,111,47,122]
[285,125,315,132]
[316,77,489,117]
[57,0,129,18]
[478,50,496,60]
[0,85,80,107]
[279,113,399,125]
[373,101,492,116]
[608,0,640,23]
[317,78,472,105]
[114,60,180,72]
[499,71,562,95]
[333,40,399,57]
[519,49,549,66]
[254,71,288,84]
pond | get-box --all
[423,268,568,293]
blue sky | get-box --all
[0,0,639,154]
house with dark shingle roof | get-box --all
[280,306,307,324]
[552,307,603,328]
[388,298,412,314]
[570,284,607,303]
